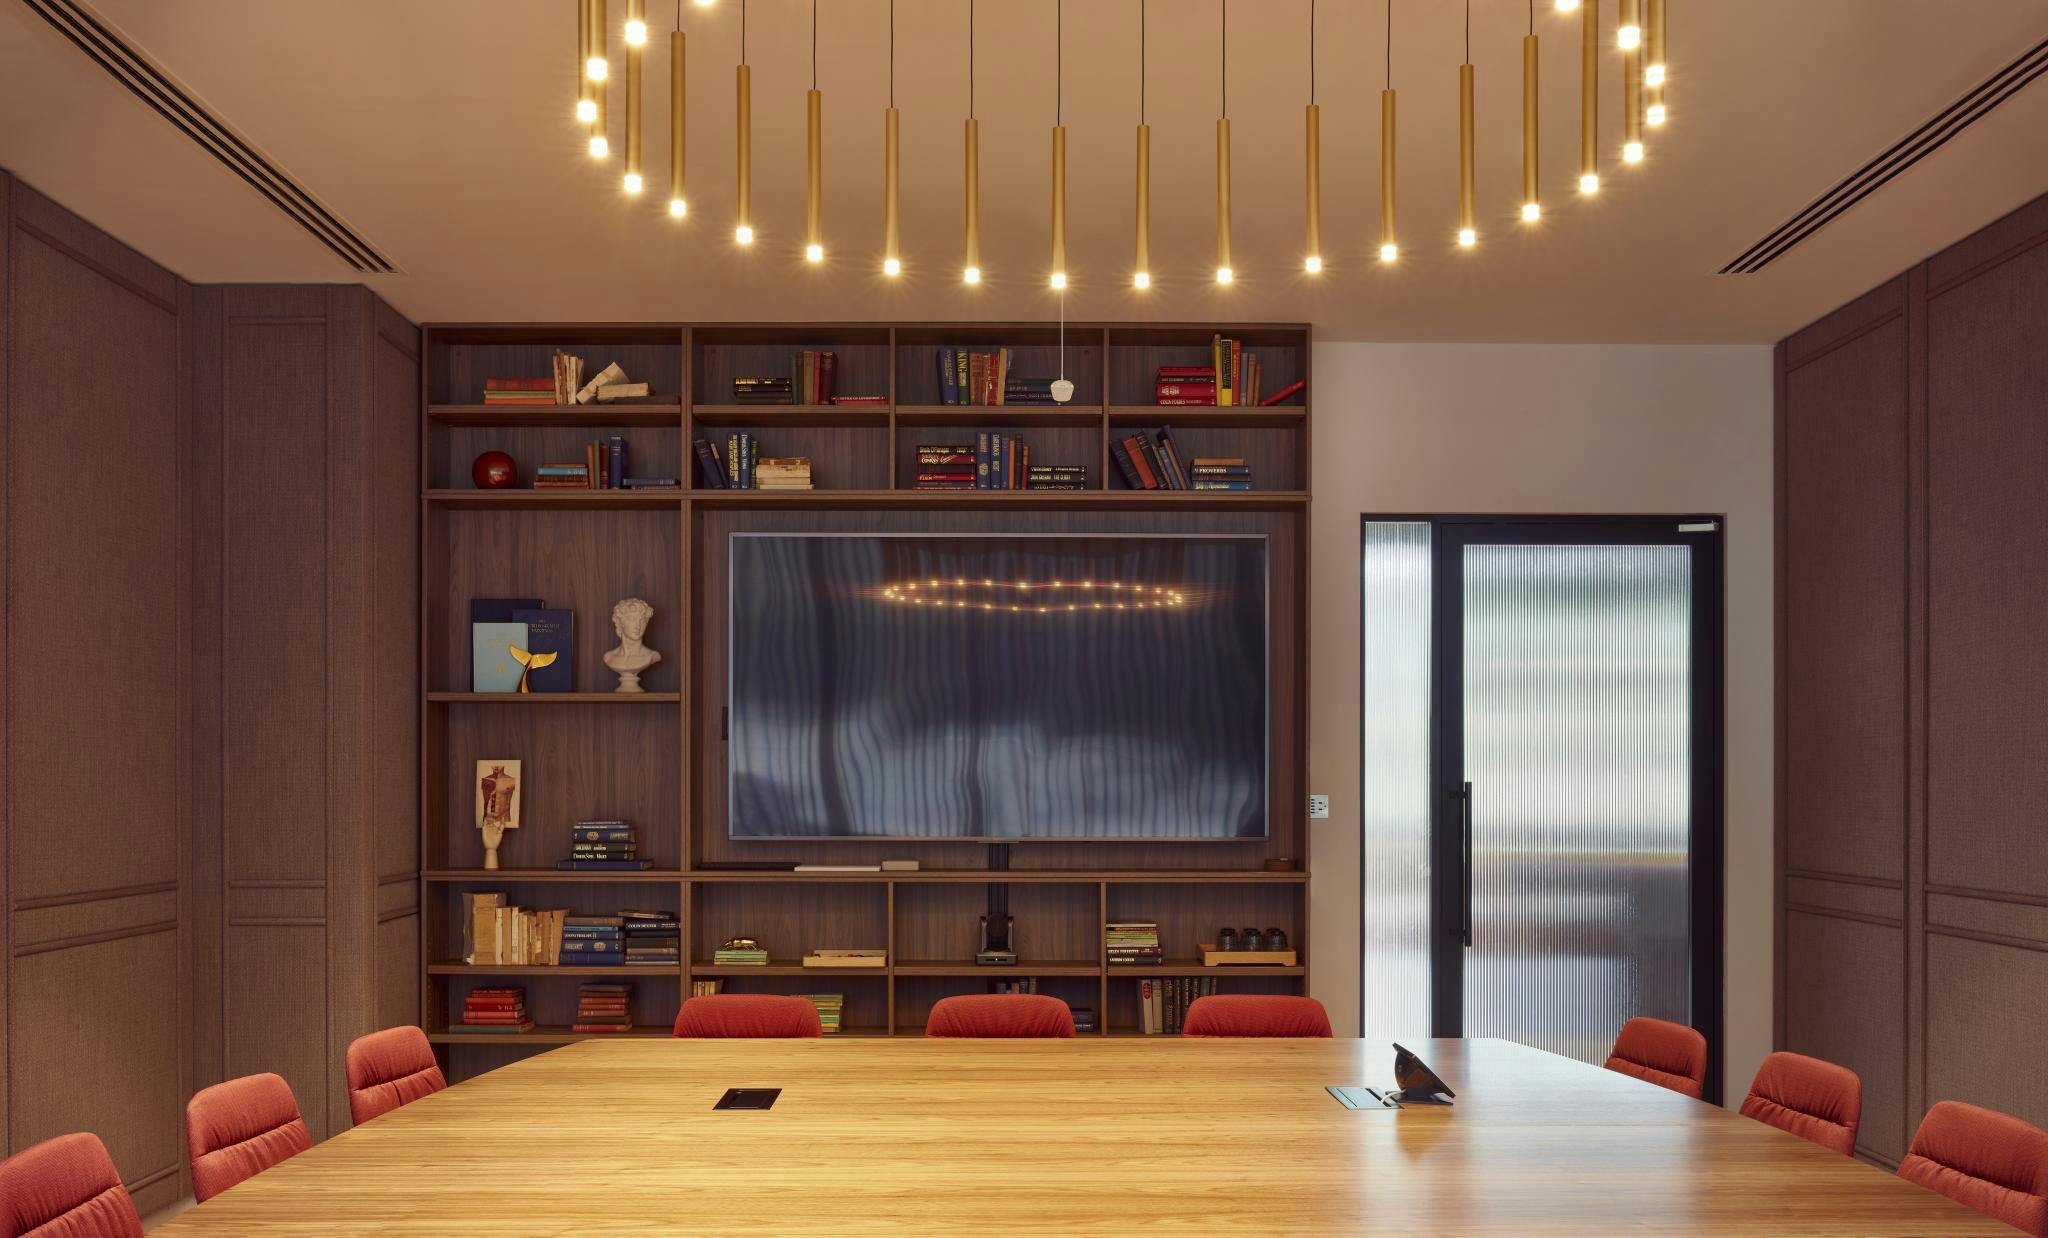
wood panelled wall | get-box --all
[1,166,420,1203]
[1777,192,2048,1166]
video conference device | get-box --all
[713,1088,782,1111]
[1326,1044,1457,1110]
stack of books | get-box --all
[802,948,886,968]
[974,432,1029,490]
[1106,922,1162,966]
[620,909,681,966]
[732,376,792,405]
[934,347,1060,405]
[913,442,975,490]
[723,432,760,488]
[1137,977,1217,1034]
[713,942,770,966]
[484,377,556,405]
[561,915,625,966]
[534,461,593,490]
[1204,335,1306,407]
[1154,364,1216,406]
[752,457,814,490]
[1188,456,1254,492]
[558,821,652,872]
[689,979,726,998]
[1110,427,1194,490]
[798,993,845,1034]
[459,987,533,1034]
[790,350,836,404]
[550,351,586,403]
[1026,464,1088,491]
[574,982,632,1033]
[461,894,566,965]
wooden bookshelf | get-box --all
[419,322,1311,1076]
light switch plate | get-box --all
[1308,794,1330,819]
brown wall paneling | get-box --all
[371,303,422,1043]
[1783,910,1907,1163]
[1924,933,2048,1128]
[1,166,12,1163]
[5,177,192,1210]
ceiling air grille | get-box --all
[22,0,400,274]
[1721,34,2048,275]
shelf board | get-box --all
[427,691,680,704]
[424,868,686,883]
[684,869,1306,884]
[1108,405,1306,427]
[425,488,683,510]
[429,1025,674,1045]
[429,402,681,428]
[895,404,1105,428]
[894,960,1101,977]
[689,963,888,977]
[686,488,1307,510]
[1108,960,1307,977]
[690,403,889,426]
[428,962,684,977]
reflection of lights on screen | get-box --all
[880,579,1190,614]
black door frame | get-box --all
[1403,514,1726,1103]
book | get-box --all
[693,439,729,488]
[570,824,637,842]
[575,361,626,405]
[470,622,528,693]
[509,608,573,692]
[1260,378,1307,405]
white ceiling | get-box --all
[2,1,2045,341]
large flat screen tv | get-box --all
[727,533,1269,841]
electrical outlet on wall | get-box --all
[1308,793,1330,819]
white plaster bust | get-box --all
[603,597,662,692]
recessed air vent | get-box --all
[1721,35,2048,275]
[22,0,400,275]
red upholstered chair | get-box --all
[1898,1101,2048,1236]
[1738,1051,1862,1156]
[0,1132,144,1238]
[346,1025,448,1125]
[672,994,823,1038]
[1182,994,1333,1038]
[1602,1016,1708,1099]
[184,1073,314,1203]
[924,993,1075,1039]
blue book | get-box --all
[471,622,528,693]
[569,826,636,843]
[976,431,991,489]
[470,597,543,623]
[607,435,627,489]
[939,347,958,405]
[510,608,573,692]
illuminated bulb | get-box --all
[623,172,643,194]
[588,134,610,158]
[1579,172,1600,194]
[1554,0,1579,9]
[1458,228,1477,248]
[805,243,824,263]
[1522,201,1541,222]
[624,19,648,45]
[1304,255,1322,274]
[576,98,598,123]
[1618,24,1641,49]
[883,257,902,277]
[1623,141,1644,163]
[1647,102,1667,126]
[963,266,982,284]
[692,0,713,5]
[1645,63,1665,87]
[586,56,609,82]
[735,225,754,244]
[669,198,687,217]
[1379,243,1398,263]
[1215,266,1233,285]
[1050,271,1067,289]
[1133,271,1150,288]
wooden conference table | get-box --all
[153,1037,2005,1236]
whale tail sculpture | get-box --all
[509,645,558,693]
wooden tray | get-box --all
[1198,944,1298,966]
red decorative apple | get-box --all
[472,451,517,489]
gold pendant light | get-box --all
[1134,0,1150,288]
[1622,0,1643,162]
[964,1,981,284]
[623,0,644,191]
[577,0,597,124]
[1457,2,1475,248]
[1617,0,1641,49]
[1522,0,1539,221]
[882,1,901,276]
[1215,0,1232,285]
[1050,1,1066,289]
[588,0,610,157]
[1578,0,1597,193]
[1379,1,1397,262]
[734,0,751,243]
[1645,0,1666,125]
[669,4,686,216]
[806,2,822,261]
[1554,0,1579,9]
[1303,0,1321,273]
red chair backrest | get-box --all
[1898,1100,2048,1236]
[672,994,823,1038]
[0,1131,144,1238]
[1738,1051,1862,1156]
[184,1073,314,1203]
[925,994,1075,1039]
[1602,1016,1708,1099]
[1182,994,1333,1037]
[346,1025,448,1125]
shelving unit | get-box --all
[419,322,1311,1077]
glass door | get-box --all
[1428,519,1722,1097]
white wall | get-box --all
[1303,341,1775,1102]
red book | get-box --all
[1154,384,1217,402]
[1259,378,1307,406]
[458,1011,529,1022]
[1156,365,1215,378]
[485,377,555,390]
[917,471,974,482]
[1154,398,1217,407]
[1120,437,1160,490]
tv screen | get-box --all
[727,533,1268,840]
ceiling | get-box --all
[2,0,2045,342]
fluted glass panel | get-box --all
[1461,544,1691,1066]
[1360,522,1433,1043]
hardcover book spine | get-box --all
[1110,438,1143,490]
[976,431,991,490]
[608,435,626,489]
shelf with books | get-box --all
[894,326,1104,409]
[1106,423,1303,494]
[424,488,682,510]
[692,326,892,409]
[1105,325,1306,409]
[688,424,890,491]
[893,424,1100,493]
[428,425,684,493]
[428,402,683,428]
[427,325,685,407]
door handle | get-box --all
[1460,781,1473,948]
